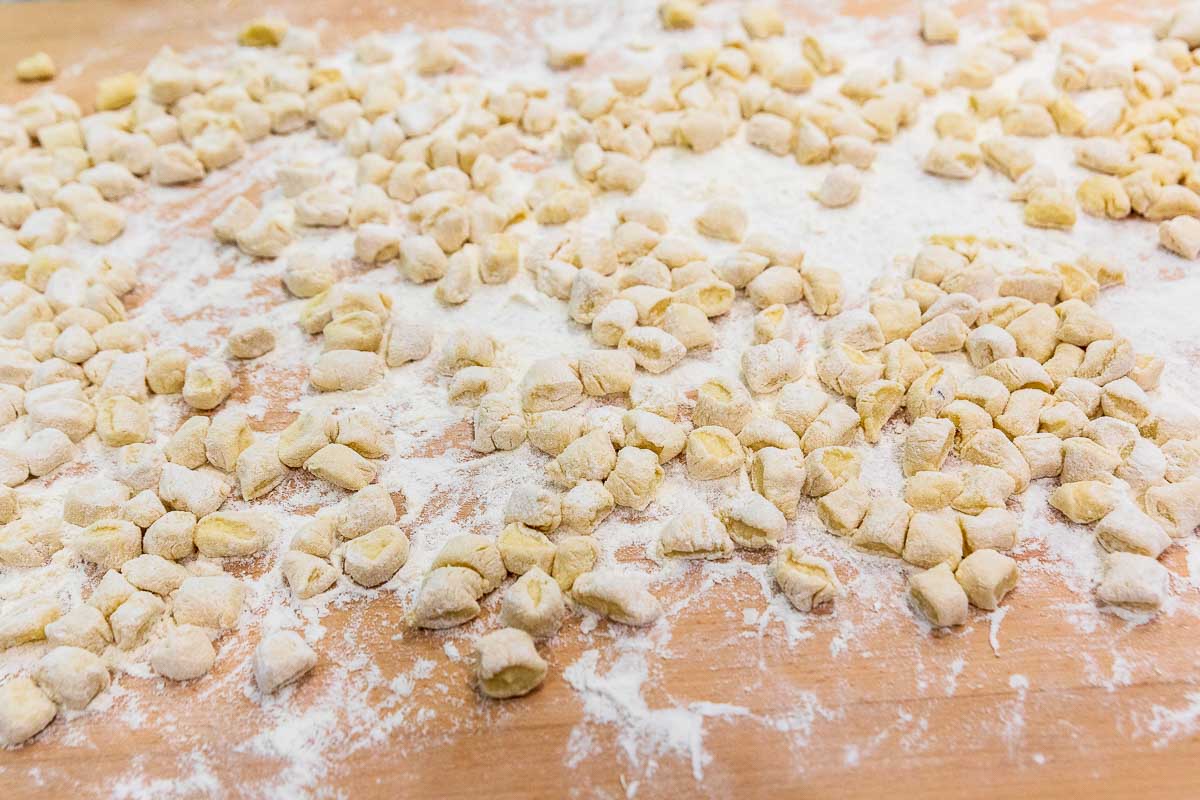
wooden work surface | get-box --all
[1,2,1197,799]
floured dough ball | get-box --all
[342,525,409,587]
[771,547,842,611]
[34,646,110,709]
[499,566,565,638]
[570,569,662,626]
[473,627,548,699]
[254,630,317,694]
[151,624,217,681]
[182,358,234,410]
[228,321,277,359]
[0,676,56,747]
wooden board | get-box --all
[1,2,1197,799]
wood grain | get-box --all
[1,2,1197,799]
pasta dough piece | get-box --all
[497,522,556,576]
[720,492,786,549]
[503,486,561,533]
[605,446,664,510]
[909,562,968,627]
[76,519,142,571]
[695,199,747,242]
[474,627,548,699]
[772,547,842,611]
[960,507,1019,553]
[35,646,110,710]
[151,624,216,681]
[499,567,565,638]
[205,409,253,472]
[473,393,526,453]
[343,525,409,587]
[951,465,1015,514]
[960,429,1031,493]
[182,359,233,410]
[954,549,1018,610]
[254,630,318,694]
[193,511,277,558]
[742,339,802,394]
[166,417,210,469]
[281,550,339,599]
[236,438,287,501]
[44,606,112,654]
[622,410,685,464]
[63,478,129,527]
[1095,504,1171,558]
[277,409,336,468]
[311,350,385,391]
[695,376,754,433]
[110,591,166,650]
[657,507,734,560]
[1061,436,1121,484]
[87,571,135,617]
[520,358,583,412]
[337,485,399,539]
[902,509,963,569]
[551,480,610,536]
[571,570,662,626]
[424,538,504,601]
[802,446,860,497]
[304,444,376,491]
[852,496,912,557]
[619,326,686,374]
[0,677,56,747]
[0,596,61,651]
[1096,552,1169,611]
[816,479,870,535]
[901,417,954,476]
[1049,480,1119,524]
[1144,479,1200,538]
[685,426,744,480]
[578,350,636,396]
[750,447,806,519]
[800,402,860,453]
[547,429,617,488]
[121,554,190,596]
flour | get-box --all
[3,0,1200,794]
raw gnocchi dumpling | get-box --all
[151,624,216,681]
[281,550,340,599]
[686,425,744,480]
[431,534,507,593]
[720,492,786,549]
[851,496,912,557]
[499,567,565,638]
[771,546,842,611]
[520,358,583,412]
[35,645,110,710]
[953,549,1018,610]
[0,676,56,747]
[605,446,664,510]
[547,429,617,488]
[571,570,662,626]
[657,507,734,560]
[253,630,318,694]
[343,525,409,587]
[497,522,556,576]
[750,447,806,519]
[1095,552,1170,612]
[908,562,968,627]
[474,627,548,699]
